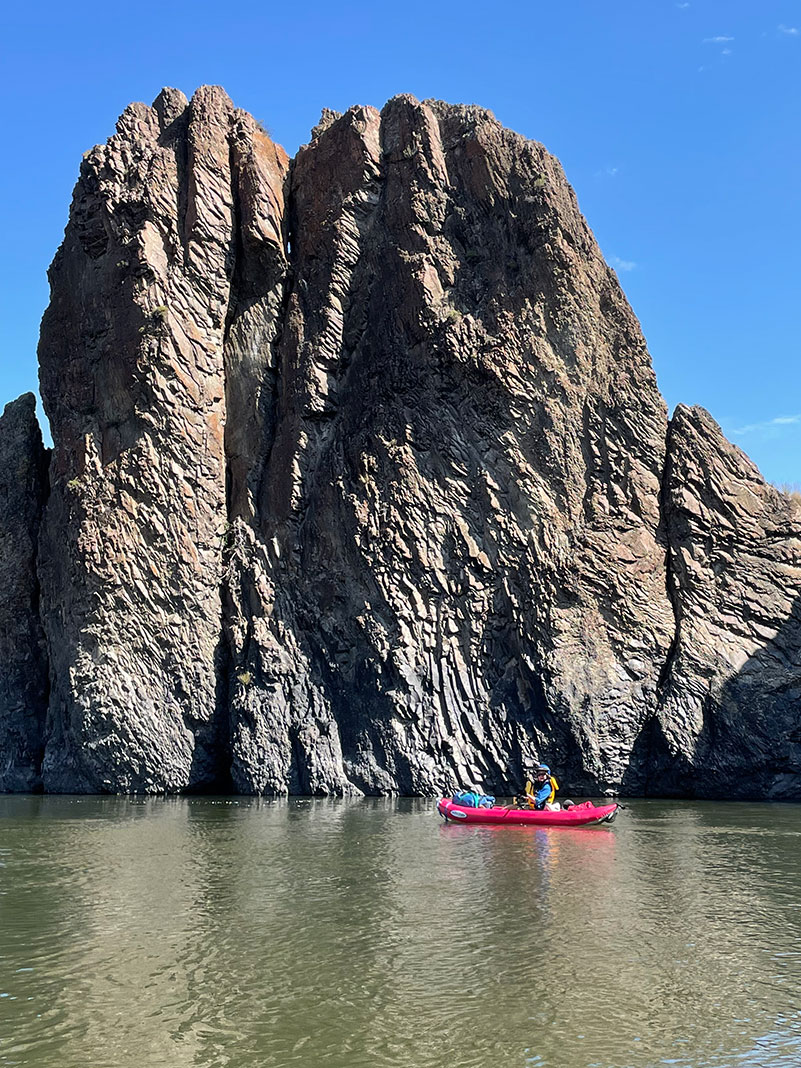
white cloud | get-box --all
[778,24,799,35]
[607,256,637,273]
[730,414,801,436]
[677,2,690,7]
[721,48,732,55]
[595,165,619,178]
[703,35,734,42]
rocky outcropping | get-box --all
[2,87,799,797]
[0,394,49,790]
[648,405,801,797]
[37,87,288,792]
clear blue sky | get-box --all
[2,0,799,482]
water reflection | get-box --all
[0,797,799,1068]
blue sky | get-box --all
[1,0,799,482]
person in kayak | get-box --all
[527,764,560,810]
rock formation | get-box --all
[648,405,801,798]
[226,96,675,797]
[0,394,49,790]
[37,87,288,792]
[1,87,799,797]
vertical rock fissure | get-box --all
[216,107,291,790]
[253,157,296,526]
[30,446,52,787]
[657,415,682,696]
[618,414,684,796]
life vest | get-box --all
[525,775,559,806]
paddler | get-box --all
[525,764,561,811]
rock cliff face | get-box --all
[226,96,675,797]
[37,88,288,792]
[0,395,49,791]
[2,87,799,797]
[649,406,801,797]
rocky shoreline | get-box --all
[1,88,799,798]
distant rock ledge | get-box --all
[1,87,799,798]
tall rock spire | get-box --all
[37,87,289,791]
[0,394,49,790]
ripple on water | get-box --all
[1,797,800,1068]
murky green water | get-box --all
[1,796,800,1068]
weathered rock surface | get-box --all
[37,86,288,791]
[227,96,675,796]
[1,87,799,796]
[648,406,801,799]
[0,394,49,790]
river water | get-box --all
[1,796,800,1068]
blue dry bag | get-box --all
[451,791,495,808]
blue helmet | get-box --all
[535,763,550,774]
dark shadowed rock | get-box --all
[648,405,801,798]
[0,394,49,790]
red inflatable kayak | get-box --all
[437,798,619,826]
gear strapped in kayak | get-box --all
[437,798,619,827]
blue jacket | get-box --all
[527,775,558,809]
